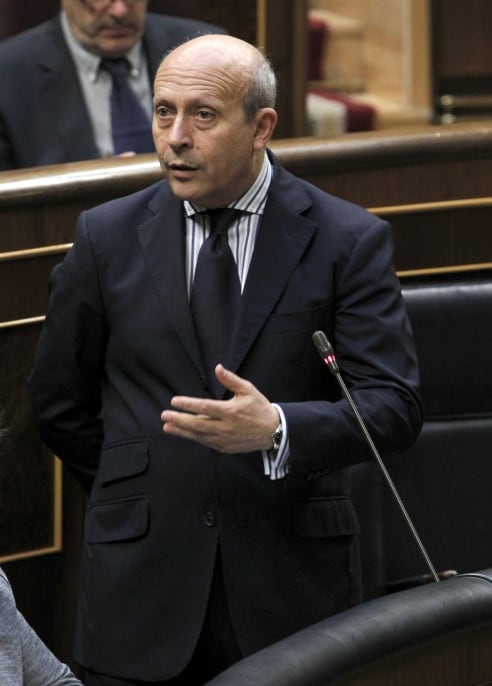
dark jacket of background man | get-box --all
[0,12,221,170]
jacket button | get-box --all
[203,511,217,527]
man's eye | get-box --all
[197,110,213,120]
[156,106,171,117]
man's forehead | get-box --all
[163,37,255,74]
[155,61,246,102]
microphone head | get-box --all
[312,330,333,358]
[312,330,340,374]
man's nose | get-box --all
[106,0,132,17]
[168,116,192,149]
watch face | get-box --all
[272,425,282,449]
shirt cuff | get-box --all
[261,403,290,480]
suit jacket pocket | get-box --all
[86,495,150,543]
[261,304,329,335]
[98,440,149,485]
[293,496,360,538]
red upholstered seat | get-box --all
[307,15,375,134]
[309,88,375,132]
[308,17,331,81]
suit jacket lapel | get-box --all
[229,165,317,372]
[35,17,98,160]
[142,16,165,82]
[137,186,206,379]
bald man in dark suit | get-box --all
[30,34,422,685]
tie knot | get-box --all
[100,57,130,80]
[206,208,241,236]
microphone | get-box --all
[312,330,440,584]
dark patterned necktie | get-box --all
[190,208,242,397]
[100,58,154,155]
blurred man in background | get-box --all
[0,0,224,169]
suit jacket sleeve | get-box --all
[29,214,107,491]
[280,216,422,474]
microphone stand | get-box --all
[312,330,440,584]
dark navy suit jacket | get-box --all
[0,12,222,169]
[29,154,422,681]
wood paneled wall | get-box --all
[431,0,492,122]
[0,120,491,671]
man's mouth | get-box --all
[165,161,200,180]
[167,161,198,171]
[97,22,138,38]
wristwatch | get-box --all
[271,423,283,450]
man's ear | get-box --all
[253,108,278,150]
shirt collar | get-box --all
[184,153,273,219]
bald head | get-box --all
[163,33,261,68]
[159,34,277,120]
[152,34,278,208]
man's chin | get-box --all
[167,183,217,208]
[166,178,196,201]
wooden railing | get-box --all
[1,118,491,272]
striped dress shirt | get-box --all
[184,155,289,479]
